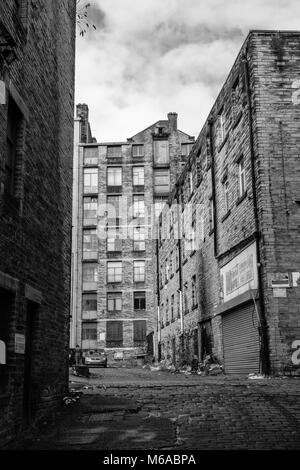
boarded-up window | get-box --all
[107,145,122,158]
[106,321,123,348]
[154,140,169,164]
[133,320,146,346]
[82,293,97,311]
[154,169,170,194]
[82,322,97,340]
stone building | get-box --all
[0,0,76,445]
[157,31,300,376]
[70,111,194,364]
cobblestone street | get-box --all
[9,368,300,450]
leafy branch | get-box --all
[76,1,96,37]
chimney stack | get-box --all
[168,112,178,131]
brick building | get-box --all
[0,0,76,445]
[157,31,300,376]
[70,111,194,363]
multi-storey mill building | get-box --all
[70,107,194,363]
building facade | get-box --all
[0,0,76,445]
[70,111,194,363]
[157,31,300,376]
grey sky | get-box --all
[75,0,300,141]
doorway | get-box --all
[23,300,38,425]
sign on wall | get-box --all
[0,340,6,364]
[220,242,258,302]
[15,334,26,354]
[0,81,5,104]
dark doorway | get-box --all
[193,328,199,359]
[172,337,176,366]
[23,300,38,425]
[201,321,213,360]
[0,288,13,395]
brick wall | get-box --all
[157,31,300,376]
[0,0,76,446]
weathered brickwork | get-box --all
[157,31,300,376]
[0,0,76,446]
[71,113,194,364]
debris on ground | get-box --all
[63,390,82,406]
[248,373,266,380]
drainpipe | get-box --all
[155,233,161,361]
[176,187,184,335]
[208,118,218,258]
[242,51,270,376]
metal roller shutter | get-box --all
[222,302,260,375]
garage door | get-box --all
[222,302,260,375]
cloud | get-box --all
[75,0,300,141]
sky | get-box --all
[75,0,300,142]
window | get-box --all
[132,167,144,186]
[181,143,193,158]
[82,293,97,311]
[166,298,169,325]
[192,275,197,308]
[184,283,189,313]
[133,320,146,346]
[169,252,173,277]
[107,261,122,283]
[217,107,226,144]
[223,178,230,213]
[107,292,122,311]
[133,260,145,282]
[154,169,170,194]
[171,294,174,321]
[134,291,146,310]
[107,195,120,225]
[231,76,240,120]
[189,171,193,196]
[209,198,214,232]
[154,140,169,164]
[84,147,98,165]
[83,229,97,252]
[133,226,145,251]
[82,263,98,283]
[133,195,145,218]
[107,227,122,252]
[106,321,123,348]
[83,197,97,225]
[83,168,98,193]
[238,157,246,197]
[132,145,144,158]
[107,167,122,186]
[82,322,97,340]
[107,145,122,158]
[5,97,22,194]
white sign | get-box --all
[0,340,6,364]
[273,288,287,298]
[114,351,124,360]
[220,242,258,302]
[15,334,26,354]
[0,81,5,104]
[292,272,300,287]
[99,332,105,341]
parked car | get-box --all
[83,349,107,367]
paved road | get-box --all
[9,367,300,450]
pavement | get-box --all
[6,366,300,450]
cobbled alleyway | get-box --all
[7,367,300,450]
